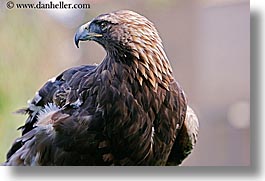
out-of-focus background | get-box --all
[0,0,249,166]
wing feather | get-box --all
[5,65,98,165]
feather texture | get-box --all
[4,10,198,166]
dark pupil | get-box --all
[101,22,106,29]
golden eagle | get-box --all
[4,10,199,166]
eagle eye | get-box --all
[100,21,108,31]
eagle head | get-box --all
[75,10,172,90]
[75,10,163,57]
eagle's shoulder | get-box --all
[6,65,97,162]
[20,65,96,133]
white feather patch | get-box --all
[185,106,199,146]
[33,91,42,103]
[48,76,57,83]
[150,126,155,150]
[36,103,60,126]
[70,98,83,108]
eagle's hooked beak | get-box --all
[74,21,103,48]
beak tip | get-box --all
[75,42,79,48]
[74,34,80,48]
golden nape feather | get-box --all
[4,10,198,166]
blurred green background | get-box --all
[0,0,249,165]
